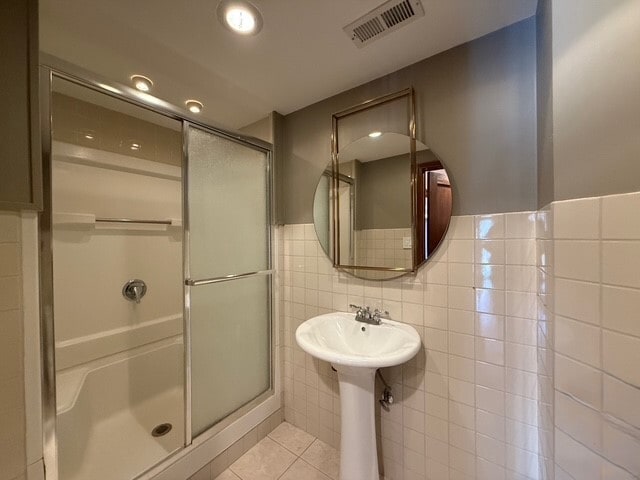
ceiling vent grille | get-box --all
[344,0,425,48]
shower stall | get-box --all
[39,61,278,480]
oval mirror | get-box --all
[313,89,453,280]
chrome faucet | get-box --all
[349,304,389,325]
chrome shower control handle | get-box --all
[122,279,147,304]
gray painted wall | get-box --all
[240,115,272,143]
[551,0,640,201]
[536,0,554,208]
[356,155,411,230]
[281,18,537,223]
[0,0,40,209]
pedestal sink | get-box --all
[295,312,421,480]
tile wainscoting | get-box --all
[280,190,640,480]
[281,211,550,480]
[551,194,640,480]
[0,212,27,480]
[355,228,413,269]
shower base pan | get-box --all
[56,341,184,480]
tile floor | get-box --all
[215,422,340,480]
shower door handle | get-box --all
[185,269,275,287]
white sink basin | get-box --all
[295,311,421,480]
[295,312,421,368]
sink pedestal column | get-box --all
[333,364,379,480]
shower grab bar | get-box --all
[52,213,182,227]
[95,217,174,225]
[186,269,275,286]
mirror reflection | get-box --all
[338,133,415,269]
[416,155,451,262]
[313,89,452,279]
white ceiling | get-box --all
[40,0,537,130]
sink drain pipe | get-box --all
[377,370,394,410]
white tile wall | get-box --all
[281,211,550,479]
[355,228,413,269]
[281,194,640,480]
[551,192,640,480]
[0,211,26,480]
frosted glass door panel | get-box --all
[188,127,269,279]
[190,276,270,436]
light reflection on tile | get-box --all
[475,215,505,240]
[475,240,505,265]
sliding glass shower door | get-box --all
[185,125,272,437]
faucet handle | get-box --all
[372,309,390,323]
[349,303,363,311]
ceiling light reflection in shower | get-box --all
[131,75,153,92]
[217,0,263,35]
[369,131,382,138]
[82,130,96,141]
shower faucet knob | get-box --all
[122,279,147,304]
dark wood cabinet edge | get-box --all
[415,160,446,264]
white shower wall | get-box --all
[52,143,183,369]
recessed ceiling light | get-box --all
[217,0,263,36]
[368,131,382,138]
[185,100,204,114]
[131,75,153,92]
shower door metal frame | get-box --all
[181,120,275,445]
[38,56,276,480]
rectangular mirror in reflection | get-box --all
[333,90,415,271]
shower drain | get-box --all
[151,423,173,437]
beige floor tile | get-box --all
[230,437,296,480]
[214,470,241,480]
[300,439,340,480]
[280,459,332,480]
[268,422,315,455]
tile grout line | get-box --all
[268,427,335,479]
[268,430,316,458]
[274,453,298,480]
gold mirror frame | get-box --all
[331,88,418,274]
